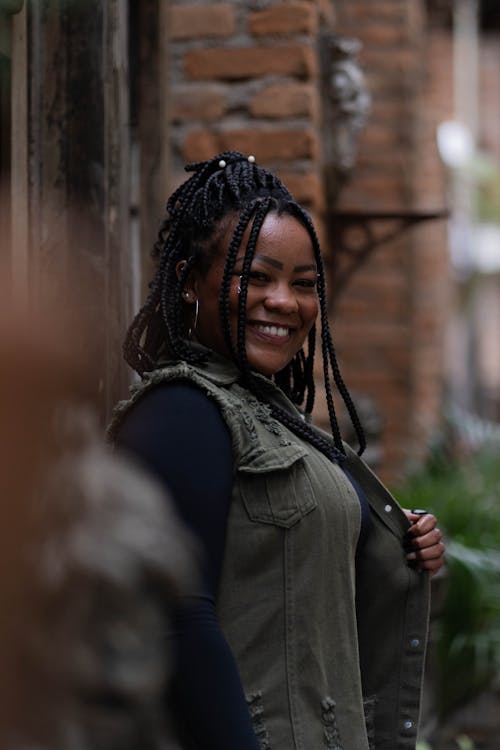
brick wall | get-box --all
[166,0,451,482]
[329,1,451,480]
[408,28,453,468]
[480,35,500,161]
[168,0,327,217]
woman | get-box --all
[110,152,444,750]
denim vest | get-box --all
[111,351,430,750]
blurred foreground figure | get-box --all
[0,306,195,750]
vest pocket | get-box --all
[238,444,317,528]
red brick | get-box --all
[340,273,407,298]
[182,129,317,163]
[184,45,316,80]
[171,85,227,122]
[169,3,235,40]
[249,2,317,36]
[358,123,411,150]
[358,23,410,47]
[361,48,418,76]
[337,322,409,347]
[339,293,407,321]
[317,0,335,27]
[344,174,405,197]
[250,83,316,118]
[354,152,406,174]
[336,2,405,24]
[369,98,409,123]
[339,185,405,210]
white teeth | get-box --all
[253,324,290,337]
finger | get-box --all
[410,527,443,550]
[401,508,427,522]
[407,540,445,561]
[407,542,446,576]
[404,508,428,522]
[407,513,438,536]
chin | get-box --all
[243,331,299,378]
[247,356,289,378]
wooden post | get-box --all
[10,2,28,308]
[27,0,132,417]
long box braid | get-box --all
[123,152,366,459]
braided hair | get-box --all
[123,151,366,460]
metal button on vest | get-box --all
[410,638,420,648]
[384,504,392,512]
[404,720,413,730]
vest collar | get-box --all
[175,343,298,407]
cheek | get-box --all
[304,297,319,327]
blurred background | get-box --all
[1,1,499,748]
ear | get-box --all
[176,259,197,303]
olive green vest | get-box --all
[110,351,430,750]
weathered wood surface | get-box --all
[28,0,132,418]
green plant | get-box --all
[396,444,500,717]
[477,172,500,225]
[397,446,500,548]
[439,540,500,713]
[458,152,500,225]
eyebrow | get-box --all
[235,255,317,273]
[293,263,317,273]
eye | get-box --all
[293,278,318,290]
[247,271,271,287]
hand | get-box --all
[403,510,445,576]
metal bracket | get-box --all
[325,209,449,304]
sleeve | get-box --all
[115,382,260,750]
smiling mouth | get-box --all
[248,322,292,338]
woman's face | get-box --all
[185,212,319,376]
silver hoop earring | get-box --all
[188,298,199,340]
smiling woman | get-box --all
[109,152,445,750]
[184,212,319,377]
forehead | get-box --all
[221,211,315,266]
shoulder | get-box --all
[115,381,229,446]
[108,361,228,441]
[113,379,235,492]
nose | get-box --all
[263,282,299,314]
